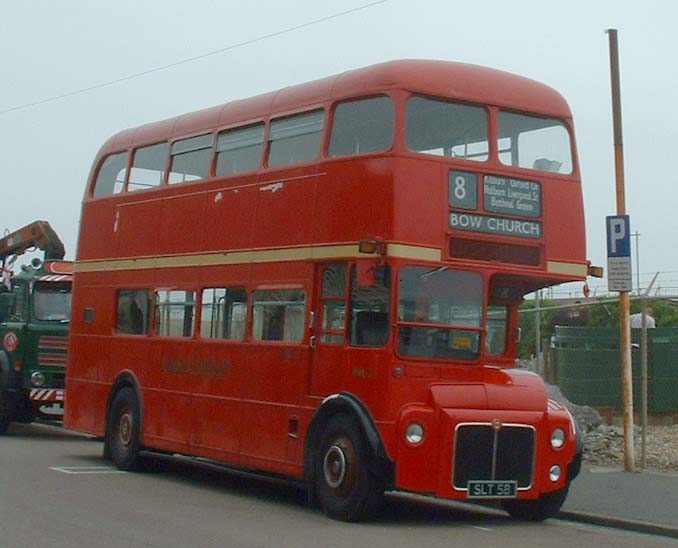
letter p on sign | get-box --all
[606,215,630,258]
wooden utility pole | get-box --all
[607,28,635,471]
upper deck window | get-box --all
[268,110,324,168]
[216,124,264,176]
[169,134,213,184]
[128,143,168,192]
[406,96,488,162]
[329,96,394,157]
[92,152,128,197]
[498,112,573,174]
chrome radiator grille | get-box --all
[453,423,535,490]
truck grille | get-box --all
[453,423,535,490]
[38,336,68,368]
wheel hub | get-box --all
[118,411,133,447]
[323,444,347,488]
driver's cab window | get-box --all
[486,304,508,356]
[349,265,391,347]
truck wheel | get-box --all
[106,387,142,471]
[502,485,569,521]
[0,391,10,435]
[314,413,384,521]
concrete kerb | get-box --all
[557,510,678,540]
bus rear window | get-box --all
[498,112,573,174]
[407,96,488,162]
[93,152,128,197]
[329,96,394,157]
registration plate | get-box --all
[467,480,517,499]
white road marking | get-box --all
[467,525,493,531]
[50,466,127,475]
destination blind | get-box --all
[450,212,542,239]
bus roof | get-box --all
[97,59,572,157]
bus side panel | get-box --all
[252,167,318,249]
[314,158,393,244]
[113,196,161,258]
[76,200,119,261]
[188,341,246,463]
[238,262,311,476]
[542,178,585,262]
[392,158,446,246]
[202,182,258,252]
[155,189,207,256]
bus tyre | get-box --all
[314,413,384,522]
[107,387,142,471]
[502,485,569,521]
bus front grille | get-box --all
[452,423,535,490]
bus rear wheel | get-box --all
[107,387,142,471]
[502,485,569,521]
[314,413,384,521]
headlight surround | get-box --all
[31,371,46,387]
[550,427,566,449]
[405,423,425,445]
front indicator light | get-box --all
[405,423,424,445]
[549,465,562,482]
[551,428,566,449]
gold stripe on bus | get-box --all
[547,261,588,277]
[387,244,441,262]
[74,244,443,273]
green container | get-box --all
[647,328,678,413]
[555,327,638,410]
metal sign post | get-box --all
[606,28,634,472]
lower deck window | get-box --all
[252,289,306,342]
[201,287,247,340]
[116,290,150,335]
[155,290,196,337]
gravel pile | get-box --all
[547,383,678,471]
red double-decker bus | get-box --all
[65,60,593,521]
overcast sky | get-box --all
[1,0,676,297]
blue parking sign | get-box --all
[606,215,630,257]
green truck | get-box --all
[0,221,72,434]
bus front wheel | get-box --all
[314,413,384,521]
[502,485,569,521]
[107,387,142,471]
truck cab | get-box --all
[0,221,71,434]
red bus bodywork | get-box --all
[65,60,588,520]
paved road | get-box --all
[1,422,675,548]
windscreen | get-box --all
[398,267,483,360]
[33,282,71,321]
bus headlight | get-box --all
[550,428,566,449]
[549,465,562,482]
[405,423,425,445]
[31,371,46,387]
